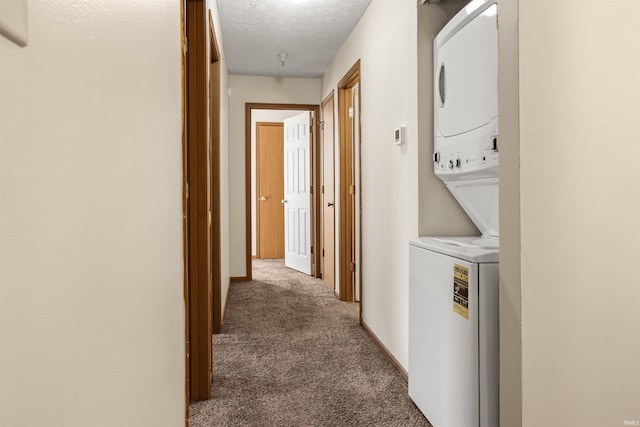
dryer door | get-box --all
[436,4,498,138]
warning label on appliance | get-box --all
[453,264,469,319]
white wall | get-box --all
[519,1,640,426]
[321,0,421,370]
[208,1,232,322]
[251,109,307,256]
[228,75,321,276]
[496,0,522,426]
[321,0,487,371]
[0,1,185,426]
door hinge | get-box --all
[349,262,356,272]
[321,185,324,194]
[311,246,314,255]
[322,248,325,257]
[310,186,313,194]
[319,121,324,130]
[348,107,354,118]
[349,185,356,195]
[186,183,189,199]
[184,37,188,53]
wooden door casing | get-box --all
[241,103,320,282]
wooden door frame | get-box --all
[209,12,223,335]
[320,90,335,291]
[337,60,362,315]
[255,121,285,260]
[237,103,321,282]
[180,0,188,421]
[184,0,216,405]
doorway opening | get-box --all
[242,103,321,280]
[337,60,362,311]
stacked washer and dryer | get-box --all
[409,1,500,427]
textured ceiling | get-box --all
[216,0,372,78]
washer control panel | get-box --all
[434,132,498,178]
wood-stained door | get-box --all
[209,11,223,334]
[256,122,285,259]
[321,93,335,291]
[352,83,360,302]
[185,0,213,402]
[338,60,361,304]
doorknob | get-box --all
[327,202,334,207]
[259,196,267,201]
[281,199,287,204]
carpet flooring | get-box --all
[189,259,432,427]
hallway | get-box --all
[189,259,431,426]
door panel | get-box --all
[298,147,307,190]
[321,95,335,291]
[298,209,307,254]
[257,123,285,259]
[186,0,212,400]
[352,84,360,302]
[345,89,355,299]
[335,61,362,304]
[338,82,356,302]
[284,112,312,274]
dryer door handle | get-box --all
[438,63,446,108]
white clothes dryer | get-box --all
[433,0,499,248]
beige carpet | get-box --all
[189,259,432,427]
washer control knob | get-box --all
[455,158,462,168]
[448,160,454,169]
[433,152,440,163]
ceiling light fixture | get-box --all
[279,52,288,66]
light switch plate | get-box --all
[0,0,28,47]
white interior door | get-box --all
[283,112,312,274]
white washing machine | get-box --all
[409,1,500,426]
[409,237,499,427]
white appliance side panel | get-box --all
[436,4,498,138]
[409,246,479,427]
[479,262,500,427]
